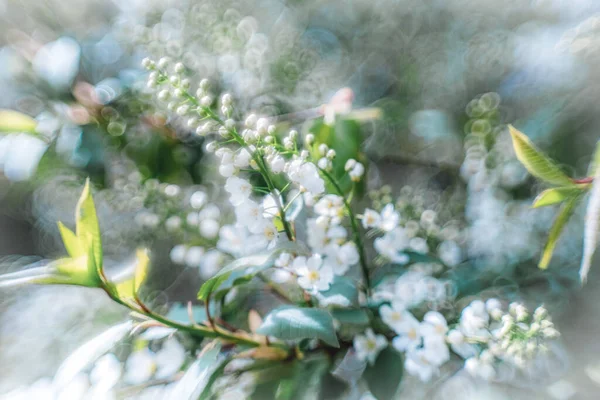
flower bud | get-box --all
[157,57,170,69]
[141,57,154,69]
[304,134,315,146]
[174,62,185,74]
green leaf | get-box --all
[257,305,339,347]
[533,187,584,208]
[111,249,151,300]
[57,222,85,258]
[75,178,103,274]
[508,125,574,187]
[54,255,100,286]
[539,195,581,269]
[0,109,38,133]
[330,309,370,325]
[318,276,359,307]
[363,346,404,400]
[198,242,304,301]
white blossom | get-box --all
[353,329,387,366]
[379,204,400,232]
[293,255,334,293]
[224,176,253,206]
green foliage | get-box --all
[363,346,404,400]
[319,276,360,307]
[198,242,304,301]
[533,187,585,208]
[257,305,340,347]
[539,196,579,269]
[309,118,365,195]
[509,125,574,187]
[110,249,150,301]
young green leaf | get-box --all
[363,346,404,400]
[57,222,85,258]
[533,186,584,208]
[111,249,151,301]
[0,109,38,133]
[508,125,574,187]
[75,178,103,272]
[257,305,339,347]
[539,195,581,270]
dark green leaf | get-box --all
[363,346,404,400]
[331,309,370,325]
[257,305,339,347]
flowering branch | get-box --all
[318,167,371,293]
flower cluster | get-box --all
[448,300,559,381]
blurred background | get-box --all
[2,0,600,398]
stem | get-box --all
[181,89,295,242]
[319,168,371,294]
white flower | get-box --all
[421,335,450,366]
[409,237,429,254]
[234,148,252,168]
[460,300,490,339]
[464,356,496,381]
[293,255,334,293]
[391,313,421,351]
[184,246,205,267]
[199,219,220,239]
[374,227,410,264]
[394,271,427,308]
[379,204,400,232]
[169,245,186,264]
[124,348,156,385]
[235,200,264,232]
[154,338,186,379]
[349,163,365,182]
[261,192,282,218]
[438,240,462,266]
[224,176,253,206]
[485,298,503,320]
[287,159,325,195]
[165,216,182,232]
[199,249,224,280]
[314,195,344,218]
[420,311,448,339]
[217,225,265,256]
[353,329,387,365]
[361,208,381,229]
[269,154,285,173]
[379,302,413,334]
[446,329,477,359]
[274,252,294,268]
[323,242,359,275]
[404,348,438,382]
[256,220,280,248]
